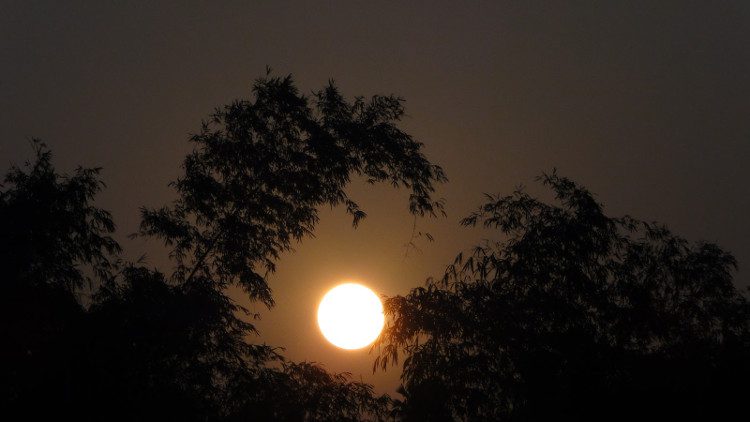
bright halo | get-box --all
[317,283,385,350]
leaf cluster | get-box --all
[374,172,749,421]
[0,140,120,293]
[139,74,446,309]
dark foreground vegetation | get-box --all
[2,74,748,421]
[375,173,749,421]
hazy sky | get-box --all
[2,1,748,394]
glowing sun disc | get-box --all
[317,283,385,350]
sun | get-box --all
[317,283,385,350]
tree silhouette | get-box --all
[0,140,120,293]
[374,172,749,421]
[0,141,121,415]
[1,73,445,421]
[140,70,445,310]
[223,361,392,421]
[7,74,747,421]
[129,72,445,418]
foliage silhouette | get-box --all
[0,140,121,415]
[139,72,446,305]
[5,74,748,421]
[374,172,749,421]
[223,361,392,421]
[130,72,445,417]
[1,73,445,421]
[0,140,120,293]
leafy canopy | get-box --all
[374,172,749,421]
[2,73,446,421]
[0,140,120,293]
[140,73,446,308]
[129,73,446,419]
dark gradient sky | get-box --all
[2,1,749,394]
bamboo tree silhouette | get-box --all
[374,172,749,421]
[2,73,446,421]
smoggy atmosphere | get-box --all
[2,1,749,417]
